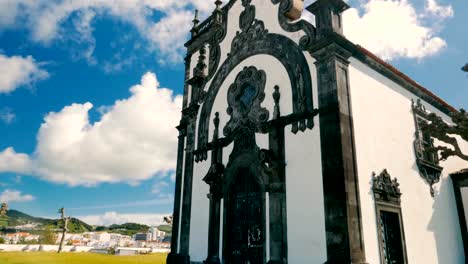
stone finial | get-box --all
[215,0,222,10]
[306,0,350,38]
[191,9,200,37]
[213,0,223,24]
[285,0,305,21]
[273,85,281,119]
[213,112,220,140]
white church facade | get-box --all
[166,0,468,263]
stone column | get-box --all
[311,42,367,264]
[167,125,187,263]
[168,105,199,264]
[308,0,368,263]
[204,113,223,264]
[268,86,287,264]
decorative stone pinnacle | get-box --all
[215,0,222,10]
[306,0,350,38]
[193,9,200,25]
[191,9,200,36]
[213,0,223,24]
[213,112,220,140]
[273,85,281,119]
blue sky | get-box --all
[0,0,466,226]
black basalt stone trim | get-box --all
[167,253,190,264]
[411,99,443,197]
[178,108,198,261]
[197,31,314,156]
[185,0,236,49]
[267,126,287,263]
[271,0,317,49]
[372,169,408,264]
[168,126,187,258]
[451,170,468,259]
[311,41,368,263]
[183,54,193,109]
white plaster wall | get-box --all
[189,154,211,262]
[285,126,326,263]
[348,58,468,264]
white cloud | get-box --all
[0,189,35,203]
[343,0,453,60]
[78,211,169,226]
[147,10,194,63]
[69,195,174,211]
[425,0,453,18]
[0,0,214,64]
[152,181,170,195]
[303,0,453,61]
[0,147,32,174]
[0,54,49,93]
[0,72,182,186]
[0,108,16,124]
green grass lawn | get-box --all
[0,252,167,264]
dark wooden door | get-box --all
[227,167,265,264]
[379,211,405,264]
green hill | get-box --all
[157,225,172,234]
[6,210,50,226]
[95,223,150,236]
[3,209,170,236]
[5,210,91,233]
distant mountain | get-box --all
[3,209,171,235]
[157,224,172,234]
[95,223,151,236]
[6,210,50,226]
[5,210,92,233]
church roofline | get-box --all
[354,45,457,115]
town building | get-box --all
[134,233,151,242]
[167,0,468,263]
[2,232,39,244]
[150,226,166,241]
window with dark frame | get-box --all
[412,99,443,197]
[416,116,439,165]
[372,169,408,264]
[450,170,468,258]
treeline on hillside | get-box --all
[94,223,150,236]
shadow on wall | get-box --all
[428,176,465,263]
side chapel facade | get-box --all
[167,0,468,263]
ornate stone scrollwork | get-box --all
[223,66,269,137]
[372,169,402,205]
[240,0,255,32]
[412,99,443,197]
[271,0,316,49]
[196,2,317,160]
